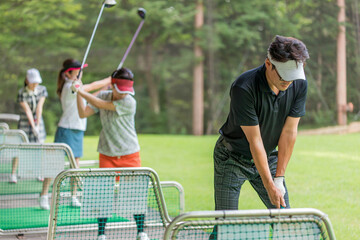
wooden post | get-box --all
[192,0,204,135]
[337,0,347,125]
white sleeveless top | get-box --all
[58,79,87,131]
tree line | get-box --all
[1,0,359,135]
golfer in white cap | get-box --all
[10,68,48,184]
[17,68,47,143]
[211,35,309,239]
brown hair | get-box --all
[268,35,309,63]
[56,58,76,97]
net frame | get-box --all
[0,143,77,236]
[47,167,173,240]
[0,123,9,130]
[164,208,336,240]
[0,180,183,239]
[160,181,185,216]
[0,114,20,122]
[0,129,29,144]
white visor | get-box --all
[267,53,306,81]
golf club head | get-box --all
[104,0,116,8]
[138,8,146,19]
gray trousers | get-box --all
[214,136,290,210]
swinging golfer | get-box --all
[73,67,149,240]
[214,35,309,213]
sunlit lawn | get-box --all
[46,133,360,239]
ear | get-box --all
[265,58,272,70]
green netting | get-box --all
[218,223,271,239]
[216,222,322,240]
[0,144,75,234]
[0,162,11,173]
[170,217,328,240]
[49,169,172,240]
[150,184,181,218]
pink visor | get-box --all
[112,78,134,95]
[64,63,88,73]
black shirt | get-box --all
[220,64,307,159]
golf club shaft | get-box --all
[117,20,145,70]
[77,3,106,79]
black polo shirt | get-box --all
[220,64,307,159]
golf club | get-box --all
[117,8,146,70]
[77,0,117,79]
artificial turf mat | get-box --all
[0,205,128,230]
[0,180,54,195]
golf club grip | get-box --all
[117,20,145,70]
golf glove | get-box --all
[32,125,40,138]
[71,80,82,93]
[274,176,286,197]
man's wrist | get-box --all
[263,178,277,191]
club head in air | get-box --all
[138,8,146,19]
[104,0,116,8]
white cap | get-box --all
[267,52,306,81]
[26,68,42,84]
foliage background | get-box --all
[1,0,360,135]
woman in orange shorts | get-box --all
[75,67,148,240]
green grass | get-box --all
[46,133,360,239]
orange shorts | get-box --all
[99,152,141,168]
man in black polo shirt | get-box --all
[214,35,309,212]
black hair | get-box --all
[111,67,134,80]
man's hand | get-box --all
[71,80,82,93]
[267,183,286,209]
[274,176,286,197]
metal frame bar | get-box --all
[163,208,336,240]
[0,123,9,130]
[0,143,76,168]
[0,114,20,122]
[0,129,29,143]
[47,167,172,240]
